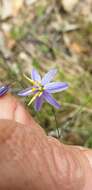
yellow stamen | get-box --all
[32,88,37,92]
[23,74,41,87]
[39,92,43,97]
[23,74,35,85]
[28,92,40,106]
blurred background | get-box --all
[0,0,92,147]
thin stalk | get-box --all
[52,108,60,138]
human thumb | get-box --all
[0,119,92,190]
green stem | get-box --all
[52,108,60,138]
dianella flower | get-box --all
[18,68,68,111]
[0,85,10,97]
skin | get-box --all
[0,95,92,189]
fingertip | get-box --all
[0,94,18,119]
[0,94,45,135]
[0,94,32,123]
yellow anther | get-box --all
[28,92,40,106]
[23,74,35,85]
[39,92,42,97]
[32,88,37,92]
[23,74,41,87]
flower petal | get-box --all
[45,82,68,93]
[34,95,44,111]
[42,68,57,85]
[18,87,33,96]
[43,91,61,109]
[31,68,41,82]
[0,85,10,96]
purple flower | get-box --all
[0,85,10,97]
[18,68,68,111]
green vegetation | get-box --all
[0,0,92,147]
